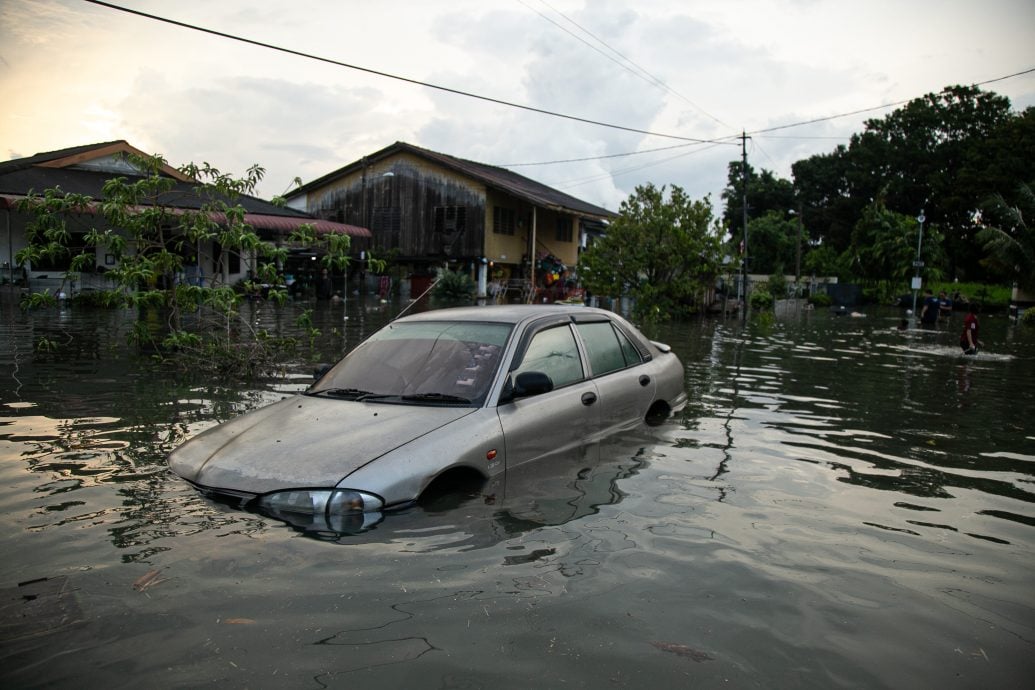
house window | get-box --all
[372,207,401,236]
[493,206,515,236]
[555,217,573,243]
[434,206,467,234]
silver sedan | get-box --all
[169,305,687,531]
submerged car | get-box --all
[169,304,687,531]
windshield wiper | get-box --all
[307,388,392,401]
[400,392,472,404]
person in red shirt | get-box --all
[960,304,981,355]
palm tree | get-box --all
[978,182,1035,293]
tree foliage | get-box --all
[773,85,1034,287]
[977,181,1035,292]
[742,210,800,275]
[846,200,944,287]
[578,183,723,321]
[721,162,796,230]
[16,153,366,375]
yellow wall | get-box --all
[536,212,578,266]
[483,190,578,268]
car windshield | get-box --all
[309,321,513,406]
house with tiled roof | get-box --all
[284,141,616,301]
[0,141,370,294]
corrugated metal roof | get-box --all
[0,142,371,238]
[288,141,617,220]
[0,194,370,238]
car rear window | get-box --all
[576,321,632,376]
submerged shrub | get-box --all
[808,292,833,308]
[749,289,774,310]
[433,270,475,301]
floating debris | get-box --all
[650,641,715,662]
[132,569,166,592]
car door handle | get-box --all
[581,392,597,406]
[639,375,651,387]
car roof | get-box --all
[394,304,616,327]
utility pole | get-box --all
[741,131,749,321]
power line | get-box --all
[516,1,656,97]
[748,67,1035,135]
[80,0,714,144]
[554,143,728,191]
[755,135,851,140]
[496,140,734,168]
[76,1,1035,172]
[503,69,1035,168]
[526,0,731,129]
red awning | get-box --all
[211,211,371,238]
[0,194,371,238]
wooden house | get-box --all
[284,141,616,301]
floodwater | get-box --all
[1,295,1032,688]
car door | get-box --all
[496,321,601,470]
[573,317,657,434]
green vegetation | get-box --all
[977,181,1035,294]
[578,183,723,321]
[16,153,377,376]
[432,269,476,302]
[807,293,833,308]
[719,85,1031,301]
[928,281,1012,307]
[749,288,774,311]
[594,85,1027,317]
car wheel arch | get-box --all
[417,465,490,508]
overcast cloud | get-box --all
[1,0,1032,213]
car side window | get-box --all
[576,321,636,376]
[613,325,644,366]
[513,325,584,388]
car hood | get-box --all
[168,395,477,494]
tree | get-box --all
[720,161,795,230]
[977,181,1035,292]
[791,144,866,258]
[16,153,366,374]
[791,85,1021,283]
[801,244,846,280]
[743,211,798,275]
[579,183,722,321]
[854,85,1013,279]
[843,199,944,300]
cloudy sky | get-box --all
[2,0,1033,214]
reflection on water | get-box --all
[1,299,1033,688]
[258,429,654,551]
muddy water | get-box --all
[1,297,1032,688]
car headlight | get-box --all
[258,489,384,516]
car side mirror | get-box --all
[512,371,554,399]
[313,363,331,381]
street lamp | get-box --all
[910,210,926,315]
[789,206,804,296]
